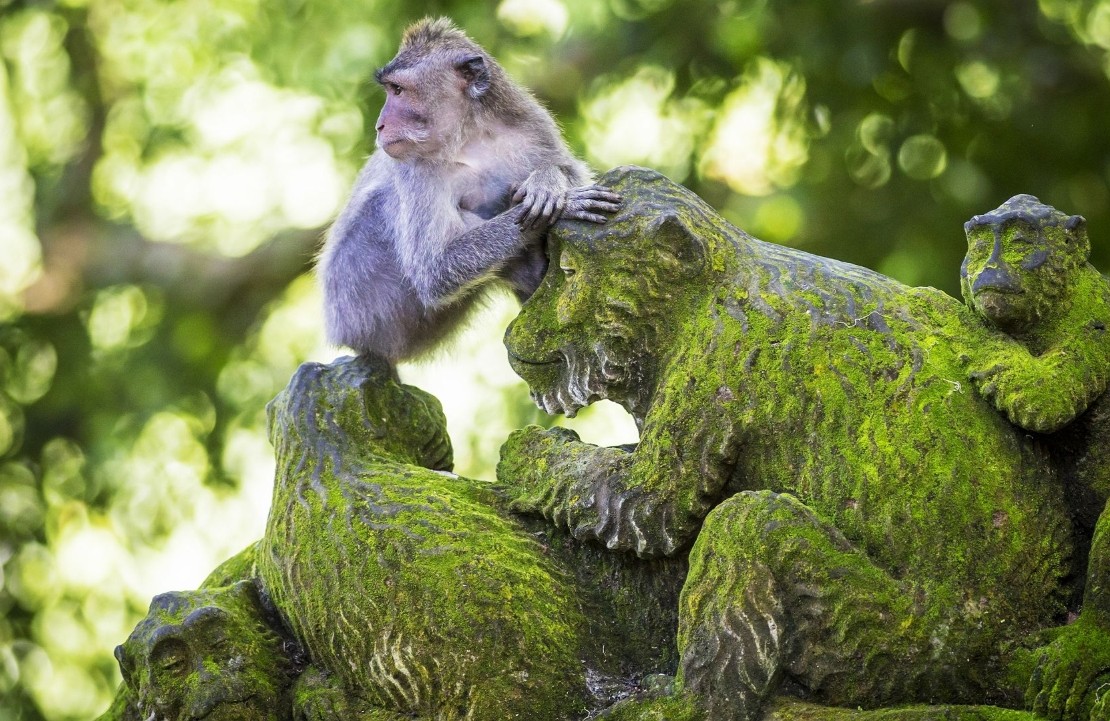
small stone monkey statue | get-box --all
[112,580,299,721]
[961,194,1110,720]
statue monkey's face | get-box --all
[961,195,1087,334]
[115,582,292,721]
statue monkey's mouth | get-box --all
[506,348,563,366]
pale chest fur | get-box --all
[452,128,537,224]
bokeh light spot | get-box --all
[498,0,570,37]
[944,2,983,41]
[898,134,948,180]
[701,58,810,196]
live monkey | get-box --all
[319,17,620,362]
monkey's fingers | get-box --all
[533,196,561,229]
[551,194,567,223]
[582,200,622,214]
[568,185,623,203]
[515,195,541,226]
[562,209,610,224]
[524,192,562,229]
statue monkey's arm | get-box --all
[968,281,1110,433]
[497,377,740,559]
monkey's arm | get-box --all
[497,375,739,559]
[294,666,419,721]
[413,208,542,307]
[1017,501,1110,721]
[414,185,620,307]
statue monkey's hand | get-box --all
[1026,617,1110,721]
[495,425,581,512]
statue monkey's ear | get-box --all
[1064,214,1091,261]
[455,54,490,98]
[651,213,707,273]
[114,643,136,687]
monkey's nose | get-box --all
[376,120,386,132]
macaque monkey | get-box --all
[319,17,620,362]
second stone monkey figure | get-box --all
[319,17,620,362]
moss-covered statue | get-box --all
[496,166,1084,719]
[958,195,1110,721]
[100,354,684,721]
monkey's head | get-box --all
[373,18,500,161]
[961,194,1089,335]
[114,581,296,721]
[266,354,453,471]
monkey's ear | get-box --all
[1065,214,1091,260]
[455,54,490,98]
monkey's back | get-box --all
[260,450,590,719]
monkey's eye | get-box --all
[385,82,404,96]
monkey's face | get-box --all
[961,219,1077,334]
[374,61,471,161]
[115,582,293,721]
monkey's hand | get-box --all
[513,169,569,231]
[560,184,623,225]
[513,180,621,231]
[1025,616,1110,721]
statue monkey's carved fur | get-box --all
[319,17,619,361]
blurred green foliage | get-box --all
[1,0,1110,718]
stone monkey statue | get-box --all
[112,580,299,721]
[497,167,1075,720]
[100,355,686,720]
[959,194,1110,721]
[318,17,620,362]
[961,194,1110,435]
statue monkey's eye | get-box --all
[559,252,577,279]
[150,639,190,675]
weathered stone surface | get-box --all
[496,166,1081,718]
[112,580,300,721]
[101,355,684,721]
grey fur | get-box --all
[318,17,619,362]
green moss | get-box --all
[112,580,296,721]
[596,691,702,720]
[764,697,1037,721]
[498,166,1076,716]
[260,356,591,719]
[201,541,260,588]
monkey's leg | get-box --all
[678,491,988,721]
[293,666,422,721]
